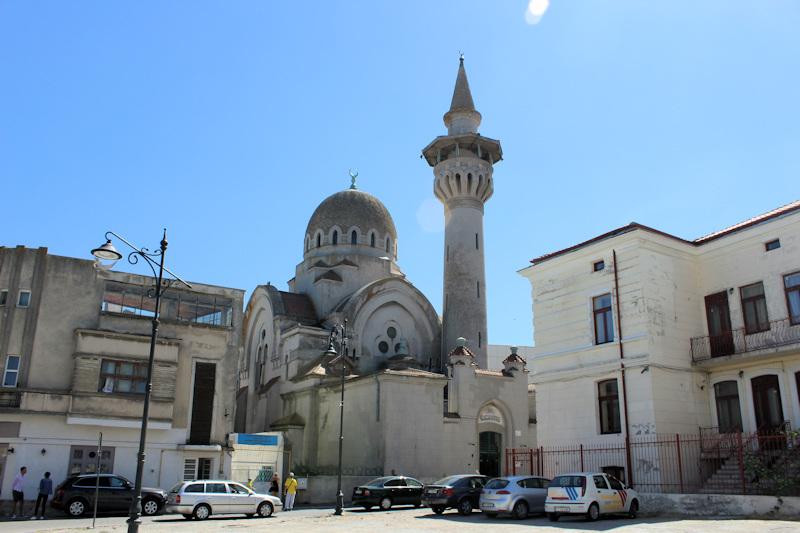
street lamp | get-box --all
[91,229,191,533]
[323,319,350,516]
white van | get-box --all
[545,472,639,521]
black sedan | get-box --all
[51,473,168,517]
[351,476,424,510]
[422,475,488,515]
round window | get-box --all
[387,327,397,339]
[378,341,389,354]
[394,343,401,353]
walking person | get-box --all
[283,472,298,511]
[269,473,280,497]
[11,466,27,519]
[31,472,52,520]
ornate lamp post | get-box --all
[90,229,190,533]
[322,319,349,516]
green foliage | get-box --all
[743,430,800,497]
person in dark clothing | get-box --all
[32,472,52,520]
[269,474,279,497]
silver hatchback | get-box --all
[165,480,281,520]
[479,476,550,519]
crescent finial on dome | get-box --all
[349,169,358,190]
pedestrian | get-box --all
[11,466,27,518]
[32,471,52,520]
[247,478,254,490]
[283,472,298,511]
[269,473,280,497]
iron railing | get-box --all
[0,389,21,408]
[506,425,800,496]
[691,317,800,362]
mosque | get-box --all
[236,59,535,495]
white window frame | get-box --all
[3,355,21,388]
[17,290,31,308]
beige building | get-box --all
[520,201,800,463]
[0,246,244,499]
[238,59,535,502]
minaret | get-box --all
[422,57,502,369]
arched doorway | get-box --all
[479,431,502,478]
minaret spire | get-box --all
[444,55,482,135]
[421,58,503,369]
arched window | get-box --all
[316,233,321,247]
[332,230,338,245]
[385,237,391,253]
[351,230,358,245]
[370,233,376,247]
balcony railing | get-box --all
[0,389,22,408]
[691,317,800,363]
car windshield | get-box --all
[550,476,586,488]
[432,476,462,486]
[484,479,509,489]
[365,477,394,487]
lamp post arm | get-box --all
[104,230,192,289]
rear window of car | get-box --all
[485,479,509,490]
[550,476,586,488]
[184,483,204,493]
[365,477,393,487]
[169,483,183,494]
[433,476,462,486]
[73,477,102,488]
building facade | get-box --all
[520,201,800,458]
[238,60,534,500]
[0,246,244,499]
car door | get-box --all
[518,478,538,511]
[205,482,230,514]
[606,475,628,512]
[107,476,135,512]
[592,474,616,514]
[466,477,484,506]
[405,478,424,505]
[528,477,548,512]
[227,482,255,514]
[383,478,406,504]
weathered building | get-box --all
[238,59,535,501]
[0,246,244,497]
[520,201,800,459]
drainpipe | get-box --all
[613,249,634,487]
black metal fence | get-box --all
[691,317,800,362]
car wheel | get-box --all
[67,498,87,518]
[193,503,211,521]
[257,501,274,518]
[586,502,600,522]
[512,500,528,520]
[628,499,639,519]
[182,514,193,520]
[141,498,160,516]
[457,498,473,515]
[379,497,392,511]
[432,505,445,515]
[483,511,498,518]
[548,513,559,522]
[363,505,372,511]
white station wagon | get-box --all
[166,480,281,520]
[545,472,639,521]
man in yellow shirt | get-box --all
[284,472,298,511]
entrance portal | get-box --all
[479,431,502,477]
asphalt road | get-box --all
[2,506,799,533]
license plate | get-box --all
[426,489,437,494]
[482,503,494,508]
[355,489,362,494]
[555,506,570,512]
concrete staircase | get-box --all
[699,456,749,494]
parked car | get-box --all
[51,474,167,518]
[165,480,281,520]
[478,475,550,519]
[422,474,488,515]
[351,476,424,510]
[545,472,639,521]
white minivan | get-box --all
[545,472,639,521]
[166,480,281,520]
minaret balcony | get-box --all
[421,133,502,167]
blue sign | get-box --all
[237,433,278,446]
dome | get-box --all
[305,189,397,253]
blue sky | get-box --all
[1,1,798,346]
